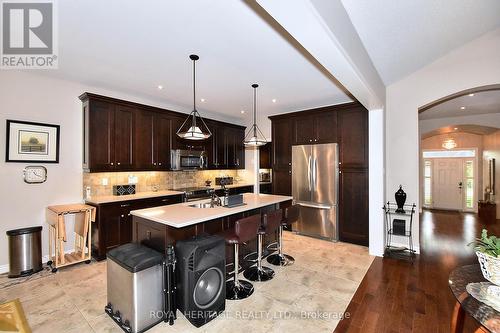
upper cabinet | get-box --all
[271,118,292,169]
[82,97,134,172]
[292,107,338,145]
[134,109,172,170]
[259,142,272,169]
[338,106,368,168]
[226,127,245,169]
[80,93,245,172]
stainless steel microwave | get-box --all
[171,149,208,170]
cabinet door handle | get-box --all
[110,162,114,166]
[153,162,157,166]
[309,139,312,142]
[120,214,125,218]
[314,139,318,142]
[117,162,121,166]
[127,213,131,216]
[159,162,162,166]
[120,204,130,207]
[161,199,169,202]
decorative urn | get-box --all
[395,185,407,213]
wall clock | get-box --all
[23,166,47,184]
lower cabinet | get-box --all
[90,194,183,260]
[339,169,368,246]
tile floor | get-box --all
[0,232,374,333]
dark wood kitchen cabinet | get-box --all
[80,93,246,172]
[226,127,245,169]
[269,101,369,246]
[259,142,272,169]
[292,107,338,145]
[82,97,134,172]
[338,106,368,168]
[135,110,172,170]
[90,194,183,260]
[339,169,368,245]
[270,118,292,195]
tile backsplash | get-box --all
[83,169,253,197]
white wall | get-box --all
[386,28,500,250]
[0,71,242,271]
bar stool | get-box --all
[243,209,282,282]
[219,214,261,300]
[267,205,298,266]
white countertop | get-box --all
[85,190,184,205]
[130,193,292,228]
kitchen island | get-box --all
[130,193,293,270]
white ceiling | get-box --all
[341,0,500,85]
[43,0,351,122]
[421,124,499,139]
[419,90,500,120]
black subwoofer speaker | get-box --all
[175,235,226,327]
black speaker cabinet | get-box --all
[175,235,226,327]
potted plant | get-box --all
[470,229,500,285]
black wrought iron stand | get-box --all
[164,245,177,325]
[383,202,416,262]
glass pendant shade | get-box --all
[176,109,211,140]
[176,54,212,140]
[243,83,267,147]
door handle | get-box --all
[458,181,463,189]
[307,155,312,191]
[312,157,317,191]
[296,202,332,210]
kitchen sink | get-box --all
[188,202,217,208]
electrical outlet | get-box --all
[101,178,108,186]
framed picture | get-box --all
[5,120,60,163]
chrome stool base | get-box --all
[243,266,275,282]
[226,280,254,300]
[267,253,295,266]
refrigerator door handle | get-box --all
[313,157,317,191]
[307,155,312,191]
[296,201,332,210]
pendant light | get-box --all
[243,84,267,147]
[176,54,212,140]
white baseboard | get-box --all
[0,248,78,275]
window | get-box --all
[465,160,474,209]
[422,150,476,158]
[424,160,432,206]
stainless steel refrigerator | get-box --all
[292,143,339,241]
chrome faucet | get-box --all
[210,190,222,208]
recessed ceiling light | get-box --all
[200,98,206,102]
[460,106,466,110]
[272,99,277,103]
[454,127,458,130]
[240,110,245,114]
[157,85,163,90]
[468,93,474,97]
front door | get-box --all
[433,158,463,210]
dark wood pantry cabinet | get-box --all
[80,93,245,172]
[269,101,369,246]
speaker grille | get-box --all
[188,252,195,271]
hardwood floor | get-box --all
[335,209,500,333]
